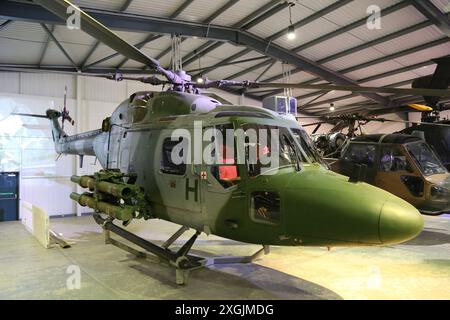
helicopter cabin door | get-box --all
[197,124,244,235]
[155,129,203,229]
[374,145,424,207]
[339,143,378,184]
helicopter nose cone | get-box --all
[379,201,423,245]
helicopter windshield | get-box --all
[290,128,323,164]
[406,141,447,176]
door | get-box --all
[0,172,19,221]
[339,143,378,184]
[198,124,244,235]
[155,130,203,228]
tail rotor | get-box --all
[60,86,74,131]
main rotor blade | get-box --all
[33,0,179,83]
[0,66,107,77]
[33,0,160,68]
[382,119,450,127]
[300,121,326,127]
[254,82,450,98]
[0,66,166,85]
[302,114,450,128]
[12,113,49,119]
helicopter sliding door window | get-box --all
[209,124,241,188]
[160,137,187,175]
[379,146,413,172]
[343,144,376,168]
[243,125,299,177]
[250,191,281,225]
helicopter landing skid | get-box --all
[93,213,269,285]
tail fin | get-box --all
[46,109,67,142]
[46,108,100,157]
[431,56,450,89]
[412,56,450,107]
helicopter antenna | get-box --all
[282,62,293,97]
[60,85,74,131]
[170,34,183,72]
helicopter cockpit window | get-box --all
[406,142,447,176]
[160,137,187,176]
[379,146,413,172]
[242,124,300,177]
[250,191,281,225]
[343,144,376,168]
[209,124,241,188]
[291,128,322,164]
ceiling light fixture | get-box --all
[196,57,204,84]
[287,25,296,40]
[286,2,296,40]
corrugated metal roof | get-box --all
[176,0,230,22]
[430,0,450,13]
[126,0,186,17]
[361,70,424,87]
[74,0,125,11]
[372,25,445,55]
[246,2,315,38]
[211,0,274,26]
[0,0,448,115]
[323,47,386,71]
[392,42,450,65]
[344,60,407,80]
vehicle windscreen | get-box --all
[290,128,323,164]
[406,141,447,176]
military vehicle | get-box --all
[307,56,450,168]
[18,0,450,284]
[331,134,450,215]
[402,120,450,171]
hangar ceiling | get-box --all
[0,0,449,115]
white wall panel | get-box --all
[0,93,77,217]
[20,73,76,99]
[0,72,20,94]
[83,76,127,103]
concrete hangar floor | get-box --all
[0,214,449,300]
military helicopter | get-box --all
[20,0,450,284]
[399,56,450,170]
[297,113,416,158]
[306,56,450,168]
[298,114,384,158]
[296,112,450,215]
[331,133,450,215]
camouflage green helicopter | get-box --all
[25,0,450,284]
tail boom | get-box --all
[47,109,100,156]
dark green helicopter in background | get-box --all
[22,0,450,284]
